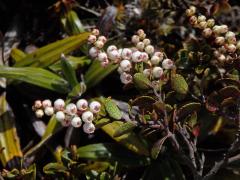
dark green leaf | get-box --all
[171,74,188,95]
[104,99,122,120]
[133,73,152,90]
[113,122,137,137]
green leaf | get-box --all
[177,102,201,121]
[49,56,91,72]
[133,73,152,90]
[85,61,118,88]
[171,74,188,95]
[113,122,137,137]
[60,54,78,88]
[77,143,150,167]
[61,10,85,35]
[101,121,149,156]
[0,94,22,166]
[0,66,69,93]
[43,163,68,175]
[104,99,122,120]
[10,48,26,62]
[14,32,90,67]
[151,135,169,159]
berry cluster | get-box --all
[186,6,240,64]
[32,99,101,134]
[88,29,175,85]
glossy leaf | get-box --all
[101,121,149,156]
[0,66,69,93]
[14,32,90,67]
[151,135,169,159]
[113,122,137,137]
[171,74,188,95]
[10,48,26,62]
[177,102,201,121]
[43,163,68,175]
[85,61,118,88]
[133,73,152,90]
[104,99,122,120]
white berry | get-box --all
[91,29,99,36]
[143,39,151,46]
[162,59,174,69]
[44,106,54,116]
[54,99,65,111]
[82,111,94,123]
[152,66,163,79]
[131,35,140,44]
[35,109,44,118]
[66,103,77,115]
[215,37,225,46]
[143,69,151,78]
[121,48,132,60]
[120,72,133,84]
[89,47,99,58]
[94,40,104,49]
[136,42,145,50]
[89,101,101,113]
[97,52,108,62]
[34,100,42,109]
[132,51,142,62]
[108,50,120,62]
[202,28,212,38]
[145,45,154,54]
[55,111,65,122]
[88,35,96,44]
[42,99,52,108]
[151,55,160,65]
[98,36,107,43]
[83,122,95,134]
[76,99,88,111]
[120,60,132,72]
[226,44,236,53]
[107,45,117,54]
[71,116,82,128]
[197,15,206,23]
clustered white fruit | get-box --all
[186,6,240,64]
[32,99,101,134]
[88,29,175,85]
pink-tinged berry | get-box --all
[34,100,42,109]
[97,52,108,62]
[108,50,120,62]
[120,60,132,72]
[66,103,77,115]
[131,35,140,44]
[83,122,95,134]
[162,59,174,69]
[136,42,145,50]
[54,99,65,111]
[89,101,101,113]
[189,16,197,25]
[76,99,88,111]
[88,35,97,44]
[121,48,132,60]
[44,106,54,116]
[197,15,206,23]
[202,28,212,38]
[225,44,236,53]
[101,59,109,67]
[151,55,161,65]
[152,66,163,79]
[89,47,99,58]
[94,40,104,49]
[143,68,151,78]
[91,29,99,36]
[215,37,225,46]
[132,51,142,62]
[120,72,133,84]
[71,116,82,128]
[141,52,149,62]
[145,45,154,54]
[107,45,117,54]
[143,38,151,46]
[98,36,107,43]
[42,99,52,108]
[82,111,94,123]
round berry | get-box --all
[120,60,132,72]
[202,28,212,38]
[34,100,42,109]
[143,69,151,78]
[137,29,145,36]
[121,48,132,60]
[131,35,140,44]
[76,99,88,111]
[199,21,207,29]
[97,52,108,62]
[92,29,99,36]
[145,45,154,54]
[66,103,77,115]
[207,19,215,27]
[94,40,104,49]
[55,111,65,122]
[101,59,109,67]
[189,16,197,25]
[152,66,163,79]
[226,44,236,53]
[71,116,82,128]
[89,47,99,58]
[44,106,54,116]
[83,122,95,134]
[54,99,65,111]
[89,101,101,113]
[120,72,133,84]
[107,45,117,54]
[219,25,228,34]
[98,36,107,43]
[132,51,142,62]
[141,52,149,62]
[35,109,44,118]
[61,118,71,127]
[215,37,225,46]
[136,42,145,51]
[143,38,151,46]
[82,111,94,123]
[218,54,226,62]
[197,15,206,23]
[88,35,96,44]
[151,55,160,65]
[107,50,120,62]
[162,59,174,69]
[154,52,164,60]
[42,99,52,108]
